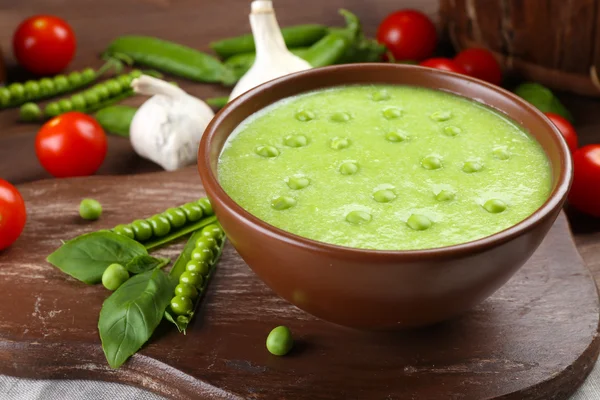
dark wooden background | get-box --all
[1,0,600,280]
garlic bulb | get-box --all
[129,75,215,171]
[228,0,312,101]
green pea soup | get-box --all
[217,85,551,250]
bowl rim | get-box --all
[199,63,573,261]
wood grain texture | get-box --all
[0,167,598,400]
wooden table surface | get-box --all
[1,1,600,280]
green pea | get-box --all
[284,134,308,148]
[197,198,214,215]
[0,88,11,106]
[287,176,310,190]
[383,107,402,119]
[493,146,511,160]
[186,260,210,276]
[164,207,187,228]
[371,89,390,101]
[24,81,40,98]
[105,79,122,96]
[44,103,61,118]
[483,199,507,214]
[71,94,86,111]
[373,189,396,203]
[93,86,110,100]
[180,271,203,288]
[53,75,69,92]
[345,210,372,225]
[19,103,42,121]
[148,214,171,237]
[102,263,129,291]
[201,224,224,242]
[430,111,452,121]
[130,69,143,78]
[39,78,54,96]
[421,155,442,170]
[407,214,432,231]
[385,130,408,143]
[443,126,461,136]
[68,71,83,86]
[266,326,294,356]
[8,83,25,100]
[181,203,204,222]
[339,161,359,175]
[295,109,315,122]
[58,99,73,113]
[191,247,214,263]
[81,68,96,82]
[113,224,135,239]
[175,283,198,299]
[117,74,133,88]
[170,296,193,316]
[79,198,102,220]
[83,91,100,107]
[196,236,217,251]
[131,219,153,241]
[330,137,351,150]
[330,111,351,122]
[435,190,455,202]
[271,196,296,211]
[463,160,483,173]
[255,145,279,158]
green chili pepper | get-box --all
[211,24,328,59]
[225,48,309,80]
[513,82,573,122]
[103,36,236,85]
[302,10,360,68]
[95,105,137,137]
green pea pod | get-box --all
[95,105,137,137]
[104,36,236,85]
[205,96,229,109]
[302,10,360,67]
[211,24,327,59]
[335,37,386,64]
[225,48,309,80]
[513,82,573,122]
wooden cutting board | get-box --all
[0,167,598,400]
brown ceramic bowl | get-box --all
[198,64,572,330]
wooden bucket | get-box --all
[440,0,600,97]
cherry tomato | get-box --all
[569,145,600,217]
[419,58,467,74]
[35,112,107,178]
[13,15,76,75]
[454,48,502,85]
[545,112,578,154]
[377,10,437,61]
[0,179,27,251]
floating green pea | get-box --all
[483,199,507,213]
[383,107,402,119]
[271,196,297,210]
[330,137,351,150]
[463,160,483,173]
[295,110,315,122]
[339,161,359,175]
[284,134,308,148]
[430,111,452,121]
[330,111,351,122]
[346,210,372,225]
[287,176,310,190]
[373,189,396,203]
[436,190,455,202]
[407,214,432,231]
[371,89,390,101]
[421,155,442,170]
[255,145,279,158]
[493,146,511,160]
[443,126,461,136]
[79,199,102,220]
[385,130,408,142]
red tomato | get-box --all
[13,15,76,75]
[454,48,502,85]
[377,10,437,61]
[0,179,27,251]
[569,145,600,217]
[35,112,107,178]
[419,58,467,74]
[545,112,578,154]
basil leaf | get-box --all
[99,268,174,369]
[47,231,148,284]
[125,255,170,274]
